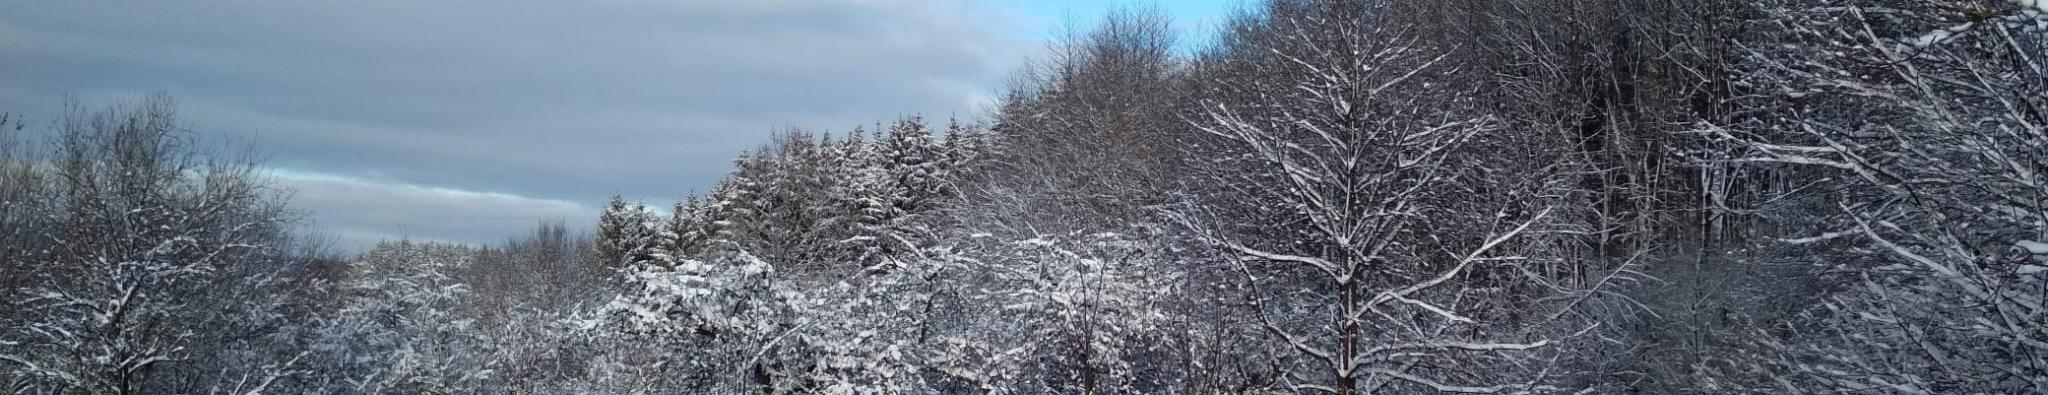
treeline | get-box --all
[594,117,992,270]
[6,0,2047,393]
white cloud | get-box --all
[266,168,594,251]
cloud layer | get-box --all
[269,169,593,249]
[1,0,1023,250]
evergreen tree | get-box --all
[757,130,827,265]
[667,194,711,258]
[595,195,636,266]
[705,151,769,255]
[830,127,891,259]
[815,131,850,231]
[938,118,990,197]
[634,220,679,268]
[614,200,660,266]
[878,117,940,216]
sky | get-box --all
[0,0,1236,251]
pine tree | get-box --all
[595,195,636,266]
[815,131,849,228]
[612,200,660,266]
[706,151,769,255]
[668,194,711,258]
[832,127,879,210]
[879,117,939,216]
[757,130,827,265]
[635,218,680,268]
[831,128,891,258]
[938,118,991,197]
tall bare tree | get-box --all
[1172,1,1592,392]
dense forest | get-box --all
[6,0,2048,393]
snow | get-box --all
[2020,240,2048,267]
[1908,25,1960,48]
[2016,240,2048,255]
[2019,0,2048,14]
[1896,22,1974,54]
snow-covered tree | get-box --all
[706,151,772,256]
[667,195,713,259]
[595,195,639,266]
[826,128,893,261]
[592,251,793,391]
[0,96,302,394]
[879,117,942,218]
[634,222,681,269]
[757,130,836,266]
[1692,0,2048,392]
[982,6,1183,231]
[1172,1,1588,392]
[595,196,662,267]
[937,118,991,198]
[312,241,499,394]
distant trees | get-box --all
[979,6,1184,232]
[610,118,992,271]
[0,99,618,395]
[316,241,494,393]
[463,221,607,322]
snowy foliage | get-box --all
[584,229,1185,394]
[596,195,661,267]
[646,121,990,270]
[312,241,500,393]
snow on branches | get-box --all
[1170,1,1597,393]
[1696,0,2048,391]
[585,229,1184,394]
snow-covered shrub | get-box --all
[580,227,1188,394]
[308,241,500,393]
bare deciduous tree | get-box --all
[1171,1,1592,393]
[0,96,301,394]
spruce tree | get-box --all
[595,195,635,266]
[879,117,939,216]
[758,130,825,265]
[706,151,769,255]
[938,118,990,197]
[668,194,711,258]
[616,200,658,266]
[839,128,889,235]
[634,215,680,268]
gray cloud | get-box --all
[0,0,1023,250]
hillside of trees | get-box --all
[6,0,2048,393]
